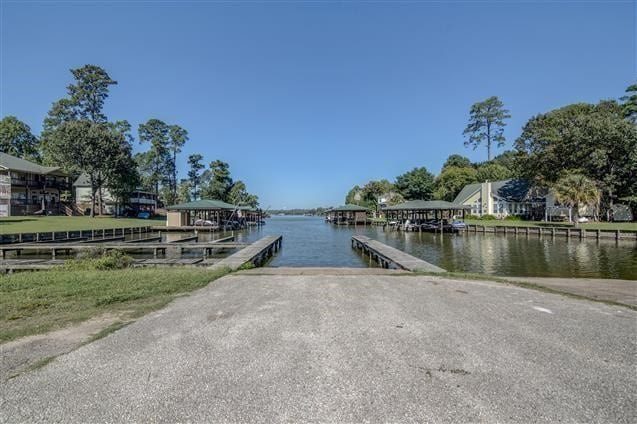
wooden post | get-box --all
[616,230,620,241]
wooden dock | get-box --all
[462,224,637,240]
[210,235,282,271]
[351,235,446,273]
[0,239,247,260]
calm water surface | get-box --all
[243,216,637,279]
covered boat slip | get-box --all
[384,200,470,232]
[325,204,369,225]
[165,199,264,229]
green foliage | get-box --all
[177,179,192,203]
[166,125,189,205]
[187,154,205,200]
[345,185,364,206]
[434,166,478,201]
[476,162,513,182]
[442,154,472,170]
[0,116,40,161]
[515,101,637,214]
[201,160,233,201]
[620,83,637,123]
[138,119,171,200]
[552,173,600,221]
[40,65,136,217]
[503,215,523,221]
[394,167,435,200]
[480,214,497,220]
[63,249,134,271]
[228,180,259,208]
[463,96,511,160]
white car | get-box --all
[576,217,589,223]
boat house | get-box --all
[385,200,470,223]
[166,199,263,228]
[326,204,369,225]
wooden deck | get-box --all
[210,235,282,271]
[351,235,446,273]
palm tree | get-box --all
[552,173,600,224]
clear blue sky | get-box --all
[1,1,635,209]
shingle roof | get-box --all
[166,199,237,211]
[0,152,67,176]
[386,199,470,210]
[329,204,369,212]
[453,179,535,204]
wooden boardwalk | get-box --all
[210,235,282,271]
[352,235,446,273]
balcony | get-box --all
[9,179,69,191]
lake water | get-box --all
[241,216,637,280]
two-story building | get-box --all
[73,173,157,216]
[0,152,70,216]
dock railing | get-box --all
[462,224,637,240]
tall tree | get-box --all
[515,100,637,216]
[138,119,170,201]
[552,173,600,223]
[345,185,364,206]
[0,116,40,161]
[167,125,188,204]
[394,167,435,200]
[105,122,140,214]
[187,153,205,200]
[41,65,120,217]
[177,179,192,203]
[463,96,511,161]
[202,160,233,201]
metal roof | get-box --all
[0,152,67,176]
[329,204,369,212]
[166,199,238,211]
[385,199,470,210]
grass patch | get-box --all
[0,216,166,234]
[0,266,230,343]
[463,219,637,231]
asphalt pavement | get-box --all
[1,272,635,422]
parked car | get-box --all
[137,211,151,219]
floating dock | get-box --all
[352,235,446,273]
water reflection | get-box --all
[248,216,637,279]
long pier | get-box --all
[352,235,446,273]
[210,235,282,271]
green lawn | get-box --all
[0,216,166,234]
[0,267,229,342]
[463,219,637,231]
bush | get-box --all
[464,214,480,220]
[504,215,523,221]
[480,214,497,220]
[64,249,134,271]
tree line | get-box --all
[345,85,637,220]
[0,65,259,216]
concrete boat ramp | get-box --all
[2,235,636,422]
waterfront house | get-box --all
[0,152,70,216]
[73,173,157,216]
[453,179,548,220]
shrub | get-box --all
[504,215,523,221]
[480,214,497,220]
[464,214,480,220]
[64,249,134,271]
